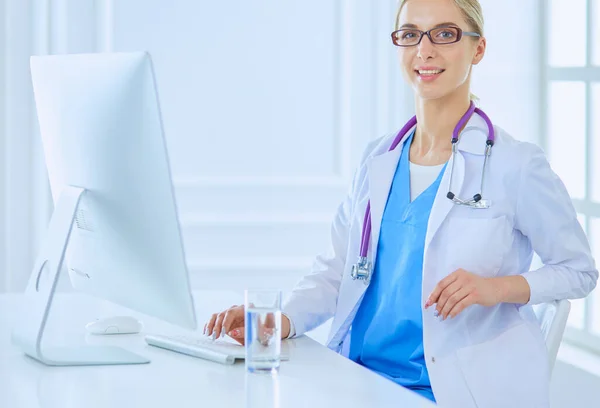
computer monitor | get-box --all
[11,51,197,366]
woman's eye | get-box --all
[402,32,416,39]
[438,30,455,39]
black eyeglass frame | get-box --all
[391,26,481,47]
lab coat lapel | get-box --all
[327,143,405,348]
[327,138,408,348]
[366,143,404,266]
[424,150,465,255]
[424,112,487,253]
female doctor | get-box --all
[205,0,598,406]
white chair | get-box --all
[533,299,571,375]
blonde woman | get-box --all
[206,0,597,406]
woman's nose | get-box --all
[417,34,436,60]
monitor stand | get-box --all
[10,185,150,366]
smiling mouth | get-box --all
[415,69,445,75]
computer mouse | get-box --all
[85,316,144,335]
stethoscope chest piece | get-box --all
[351,256,371,285]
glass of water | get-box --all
[244,289,282,374]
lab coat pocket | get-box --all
[456,322,549,408]
[443,215,511,278]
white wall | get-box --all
[0,0,6,293]
[0,0,48,293]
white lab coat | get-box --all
[282,113,598,408]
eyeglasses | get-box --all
[391,26,480,47]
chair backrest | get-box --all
[533,299,571,374]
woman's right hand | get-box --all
[204,305,291,345]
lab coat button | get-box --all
[431,357,436,363]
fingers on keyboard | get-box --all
[206,313,219,336]
[205,306,244,338]
[214,313,225,338]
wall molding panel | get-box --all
[0,0,8,292]
[3,0,35,292]
[94,0,113,52]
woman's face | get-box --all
[396,0,486,101]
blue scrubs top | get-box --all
[349,131,446,403]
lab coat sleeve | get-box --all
[515,144,598,305]
[282,312,296,338]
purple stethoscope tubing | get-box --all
[357,101,495,260]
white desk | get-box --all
[0,291,436,408]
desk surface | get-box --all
[0,291,435,408]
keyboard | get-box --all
[145,334,289,365]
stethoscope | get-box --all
[350,101,495,282]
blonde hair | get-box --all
[395,0,484,102]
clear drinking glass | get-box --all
[244,289,282,374]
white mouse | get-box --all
[86,316,143,335]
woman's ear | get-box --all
[472,37,486,65]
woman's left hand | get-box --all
[424,268,503,320]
